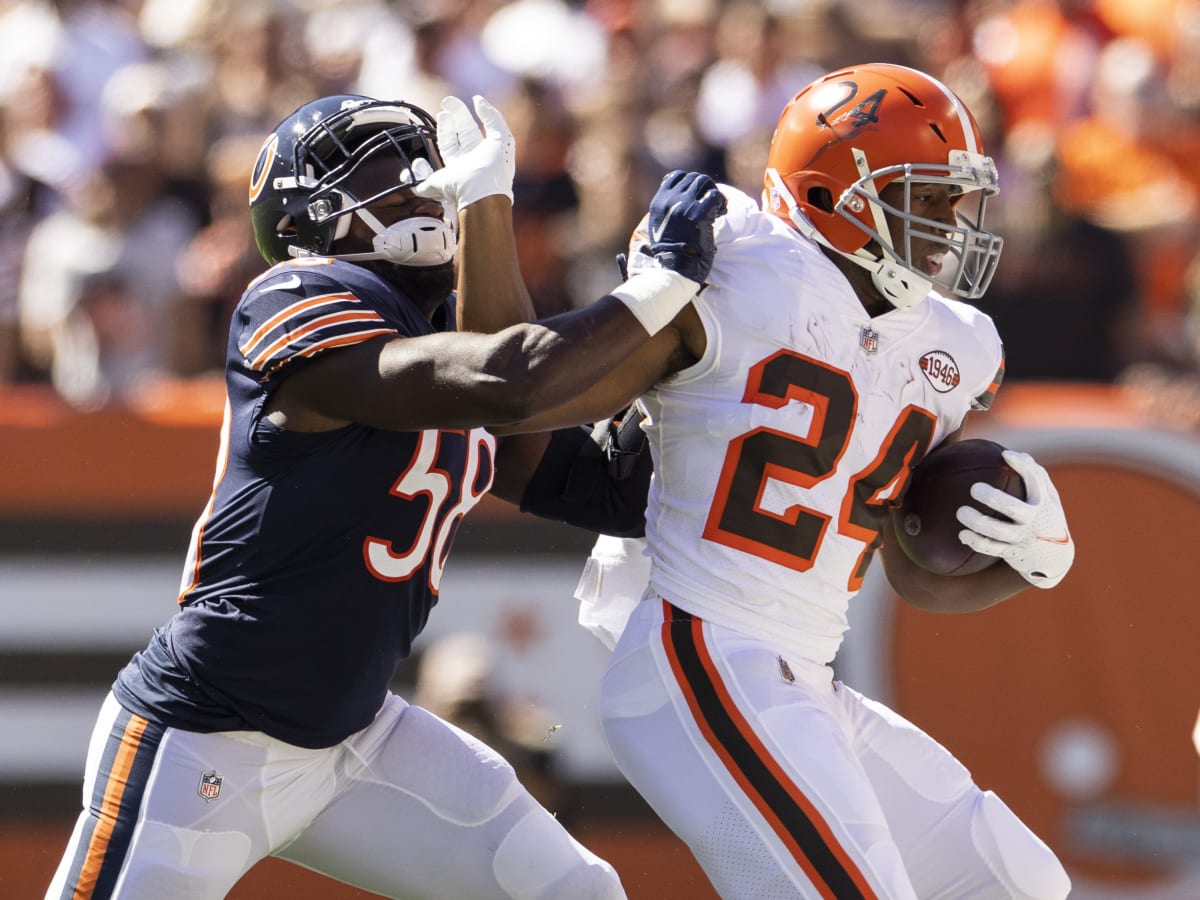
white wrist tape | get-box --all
[609,268,698,336]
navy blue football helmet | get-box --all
[248,95,455,267]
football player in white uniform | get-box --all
[525,63,1077,898]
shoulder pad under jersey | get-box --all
[236,259,398,378]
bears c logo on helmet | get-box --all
[248,133,279,205]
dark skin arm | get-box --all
[487,303,703,503]
[264,194,702,437]
[495,305,704,436]
[454,195,535,332]
[879,515,1033,612]
[262,292,670,433]
[459,190,705,500]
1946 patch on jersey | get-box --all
[919,350,961,392]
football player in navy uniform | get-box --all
[46,93,724,900]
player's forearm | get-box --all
[455,195,535,333]
[476,299,657,423]
[490,311,690,435]
[320,298,656,431]
[882,536,1030,613]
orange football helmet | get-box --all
[763,63,1003,308]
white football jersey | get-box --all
[641,185,1004,665]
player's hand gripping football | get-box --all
[956,450,1075,589]
[637,170,726,288]
[411,94,515,211]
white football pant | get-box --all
[599,597,1071,899]
[47,692,624,899]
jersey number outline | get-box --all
[701,350,935,590]
[363,428,495,591]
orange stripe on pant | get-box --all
[72,714,149,900]
[659,600,878,899]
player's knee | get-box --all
[539,857,625,900]
[971,791,1071,900]
[493,807,625,899]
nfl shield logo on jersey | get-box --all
[859,326,880,354]
[198,770,223,802]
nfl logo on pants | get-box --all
[198,770,223,802]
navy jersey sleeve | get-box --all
[235,260,401,379]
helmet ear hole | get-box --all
[808,187,834,213]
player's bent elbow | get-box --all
[895,587,974,614]
[881,536,1029,614]
[889,563,1031,614]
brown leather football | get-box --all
[891,438,1027,576]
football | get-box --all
[891,438,1027,576]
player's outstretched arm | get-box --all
[270,171,726,433]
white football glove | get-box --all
[956,450,1075,589]
[411,94,515,211]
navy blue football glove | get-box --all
[644,170,726,287]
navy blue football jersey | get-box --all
[114,258,495,748]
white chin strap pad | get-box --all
[328,210,458,266]
[869,256,931,309]
[829,247,931,310]
[371,216,457,266]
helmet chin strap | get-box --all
[333,208,457,266]
[851,252,931,309]
[289,208,457,266]
[764,166,930,310]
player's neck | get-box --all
[821,247,893,318]
[361,260,455,320]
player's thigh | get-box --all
[48,694,329,900]
[843,686,1069,899]
[600,600,916,899]
[278,696,623,900]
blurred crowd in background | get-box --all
[2,0,1199,419]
